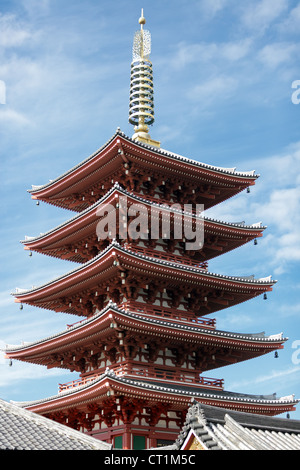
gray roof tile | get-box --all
[0,399,112,450]
[172,400,300,450]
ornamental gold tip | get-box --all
[129,10,160,148]
[139,8,146,27]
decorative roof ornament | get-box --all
[129,9,160,148]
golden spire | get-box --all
[129,9,160,147]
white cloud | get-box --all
[170,42,215,69]
[0,79,6,104]
[0,290,15,309]
[258,42,298,69]
[171,39,252,70]
[257,142,300,186]
[0,107,32,126]
[198,0,231,18]
[278,302,300,319]
[241,0,289,33]
[21,0,50,18]
[256,187,300,232]
[0,13,32,48]
[0,352,70,388]
[229,365,300,391]
[278,4,300,33]
[207,142,300,274]
[187,75,238,105]
[221,39,253,61]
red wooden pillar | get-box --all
[123,427,132,450]
[149,436,156,448]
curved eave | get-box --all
[28,130,258,207]
[15,370,298,417]
[21,184,265,261]
[4,303,286,363]
[12,243,276,311]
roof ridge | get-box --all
[12,241,276,297]
[22,183,266,245]
[28,130,259,194]
[12,369,299,411]
[4,301,286,353]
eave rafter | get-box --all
[5,304,286,374]
[23,185,265,264]
[28,131,258,212]
[13,243,275,318]
[19,369,298,419]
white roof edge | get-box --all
[12,242,277,296]
[12,368,298,410]
[257,275,273,282]
[4,301,287,353]
[159,147,257,177]
[279,394,296,402]
[21,184,266,245]
[28,130,259,193]
[268,332,284,340]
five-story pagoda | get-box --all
[5,11,298,450]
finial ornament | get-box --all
[139,8,146,26]
[129,10,160,147]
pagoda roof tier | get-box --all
[12,242,276,317]
[5,303,286,373]
[22,183,265,264]
[28,130,258,212]
[14,368,299,417]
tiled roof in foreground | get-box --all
[171,400,300,450]
[0,399,112,450]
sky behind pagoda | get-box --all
[1,0,300,419]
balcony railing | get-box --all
[58,364,223,393]
[66,301,216,330]
[125,243,208,269]
[123,301,216,329]
[59,374,101,392]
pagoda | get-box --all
[5,11,298,450]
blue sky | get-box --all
[1,0,300,419]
